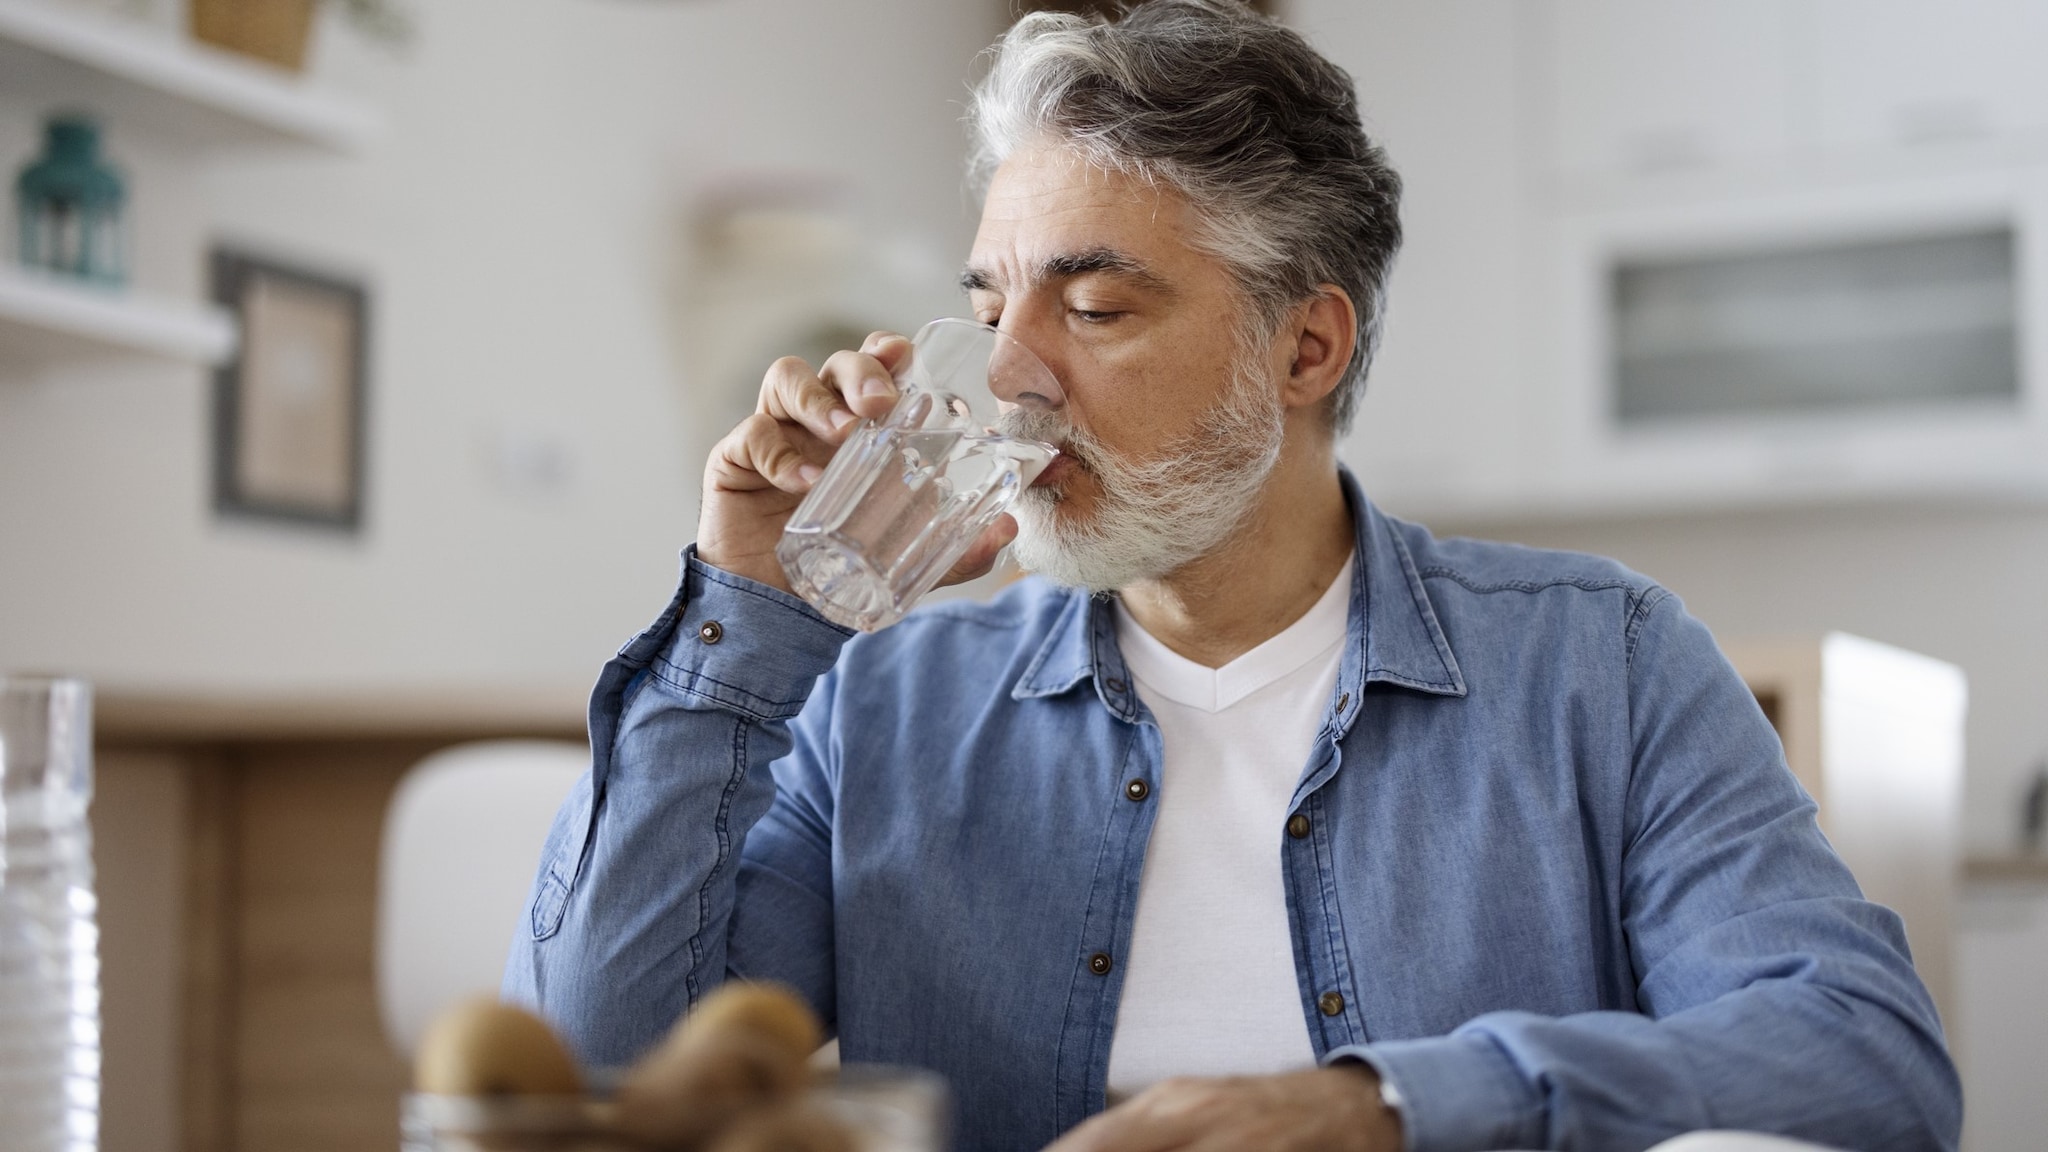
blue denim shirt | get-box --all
[505,472,1959,1152]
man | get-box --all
[506,3,1960,1150]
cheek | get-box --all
[1077,340,1228,454]
[1060,348,1157,453]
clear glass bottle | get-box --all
[0,677,100,1152]
[14,116,127,286]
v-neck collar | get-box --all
[1112,554,1353,714]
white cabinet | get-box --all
[1810,0,2048,154]
[1542,0,1800,180]
[1519,167,2048,518]
[1957,866,2048,1151]
[1540,0,2048,187]
[1420,1,2048,522]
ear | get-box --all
[1280,285,1358,412]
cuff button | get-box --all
[698,620,724,644]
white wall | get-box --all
[1292,0,1536,509]
[0,0,1000,697]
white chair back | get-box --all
[375,739,588,1060]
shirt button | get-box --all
[1318,991,1345,1016]
[698,620,724,644]
[1125,779,1150,802]
[1287,813,1311,839]
[1105,677,1127,694]
[1088,952,1113,975]
[1336,691,1351,713]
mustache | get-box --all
[996,407,1096,472]
[994,405,1066,443]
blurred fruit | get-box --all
[414,997,582,1096]
[672,982,825,1066]
[613,983,823,1149]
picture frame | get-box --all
[210,248,370,531]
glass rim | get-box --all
[908,317,1065,416]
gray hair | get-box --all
[966,0,1402,434]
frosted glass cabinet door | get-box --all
[1611,227,2020,424]
[1811,0,2048,152]
[1540,0,1799,178]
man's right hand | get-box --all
[696,333,910,592]
[696,330,1020,597]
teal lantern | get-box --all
[15,114,126,286]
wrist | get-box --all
[691,540,793,596]
[1331,1063,1404,1151]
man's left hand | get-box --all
[1042,1066,1403,1152]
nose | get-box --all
[987,323,1064,413]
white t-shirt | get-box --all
[1104,555,1355,1101]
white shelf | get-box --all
[0,0,377,152]
[0,263,236,367]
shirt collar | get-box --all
[1010,468,1467,725]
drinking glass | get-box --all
[0,677,99,1152]
[811,1064,948,1151]
[777,318,1063,631]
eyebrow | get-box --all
[958,247,1174,296]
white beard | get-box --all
[998,353,1286,593]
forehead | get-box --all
[968,146,1198,288]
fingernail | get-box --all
[858,374,896,399]
[830,408,857,431]
[798,463,824,484]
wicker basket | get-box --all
[189,0,318,71]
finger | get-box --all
[820,348,901,422]
[860,330,915,373]
[1040,1110,1129,1152]
[1042,1096,1198,1152]
[760,356,861,442]
[1043,1115,1191,1152]
[939,515,1018,587]
[709,413,828,496]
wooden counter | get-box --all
[94,687,585,1152]
[96,686,585,743]
[1964,855,2048,884]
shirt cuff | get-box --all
[1325,1033,1546,1152]
[625,548,856,723]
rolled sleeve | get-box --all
[637,551,855,722]
[1328,1034,1545,1152]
